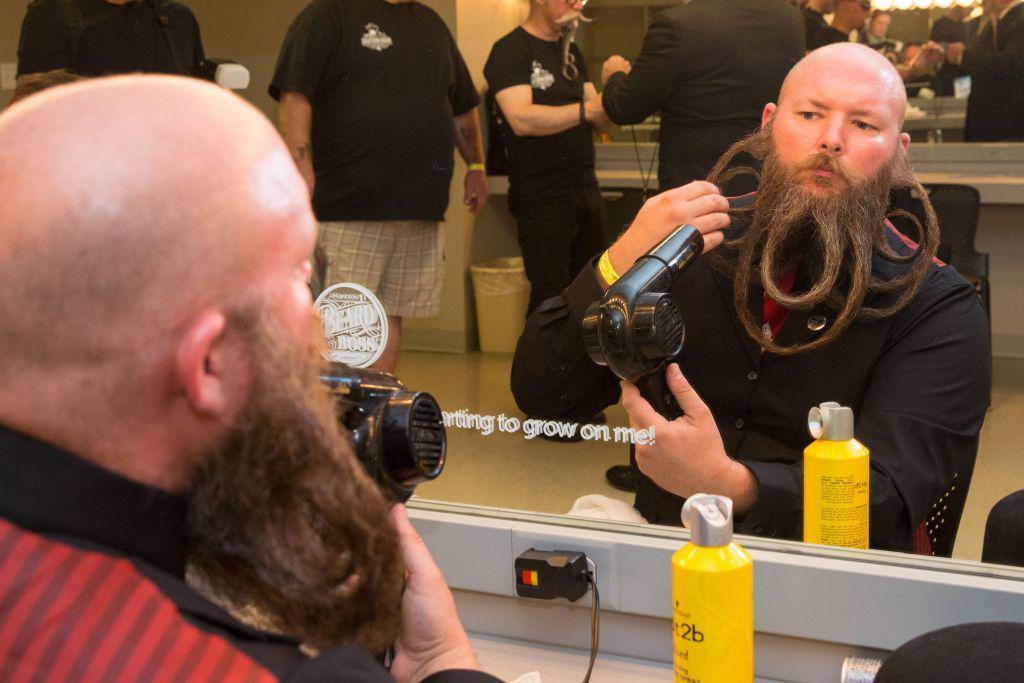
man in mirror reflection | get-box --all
[512,43,990,554]
[16,0,205,81]
[484,0,610,318]
[586,0,805,194]
[271,0,489,374]
[0,76,495,681]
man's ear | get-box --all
[175,311,230,417]
[761,103,777,129]
[899,131,911,152]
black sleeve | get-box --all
[269,0,339,101]
[736,272,991,552]
[16,1,72,77]
[511,259,622,420]
[962,15,1024,82]
[445,27,480,116]
[601,13,686,125]
[483,38,530,95]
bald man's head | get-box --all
[706,42,939,356]
[781,42,907,128]
[0,76,315,373]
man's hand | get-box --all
[463,169,488,213]
[621,364,758,514]
[601,55,631,86]
[606,181,730,276]
[389,504,478,683]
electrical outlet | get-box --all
[1,63,17,91]
[511,527,620,610]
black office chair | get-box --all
[888,183,990,314]
[981,490,1024,568]
[888,184,991,406]
[915,465,976,558]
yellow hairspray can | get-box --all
[672,494,753,683]
[803,402,870,549]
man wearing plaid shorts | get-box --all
[271,0,488,372]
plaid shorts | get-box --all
[317,220,444,318]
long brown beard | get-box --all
[186,311,404,653]
[705,124,940,355]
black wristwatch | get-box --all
[579,99,586,126]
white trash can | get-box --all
[470,257,530,353]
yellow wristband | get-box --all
[598,250,620,285]
[467,163,486,172]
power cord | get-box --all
[630,124,659,198]
[514,549,603,683]
[583,570,600,683]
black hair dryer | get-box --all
[581,225,703,420]
[321,363,445,502]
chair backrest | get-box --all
[916,461,977,558]
[981,490,1024,568]
[888,183,985,278]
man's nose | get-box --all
[817,119,845,156]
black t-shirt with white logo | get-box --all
[270,0,480,222]
[484,27,596,208]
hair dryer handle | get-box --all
[635,367,684,421]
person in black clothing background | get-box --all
[0,76,497,682]
[929,5,971,95]
[17,0,205,79]
[940,0,1024,141]
[802,0,835,51]
[514,44,989,553]
[585,0,804,193]
[485,0,609,316]
[271,0,489,374]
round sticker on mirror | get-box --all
[315,283,389,368]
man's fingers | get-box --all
[666,180,721,202]
[665,364,710,418]
[621,381,668,430]
[390,504,436,579]
[699,229,725,253]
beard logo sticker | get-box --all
[361,23,393,52]
[530,61,555,91]
[315,283,389,368]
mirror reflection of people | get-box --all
[512,44,990,554]
[271,0,489,373]
[939,0,1024,141]
[484,0,610,317]
[821,0,871,46]
[929,5,972,95]
[802,0,836,51]
[16,0,205,80]
[585,0,804,193]
[859,10,903,61]
[0,76,495,682]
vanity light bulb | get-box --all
[956,0,974,6]
[935,0,953,8]
[894,0,914,10]
[914,0,933,8]
[875,0,895,9]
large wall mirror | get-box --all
[2,0,1022,582]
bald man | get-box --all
[513,44,990,555]
[0,77,497,682]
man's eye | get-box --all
[799,111,819,120]
[852,120,876,131]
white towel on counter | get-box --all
[567,494,648,524]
